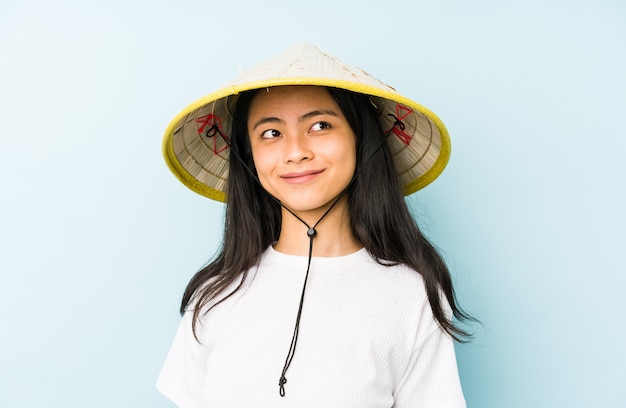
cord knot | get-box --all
[387,113,406,132]
[204,124,220,138]
[279,376,287,397]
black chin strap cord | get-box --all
[278,227,315,396]
[276,194,344,397]
[207,115,403,397]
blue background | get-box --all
[1,0,624,406]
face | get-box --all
[247,86,356,214]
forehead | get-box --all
[248,86,339,116]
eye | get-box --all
[261,129,281,139]
[310,121,331,132]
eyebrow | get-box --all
[251,109,339,130]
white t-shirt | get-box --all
[157,247,466,408]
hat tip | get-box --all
[287,42,319,51]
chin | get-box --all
[278,193,347,214]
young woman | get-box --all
[157,44,471,407]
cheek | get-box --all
[250,147,274,181]
[332,138,357,173]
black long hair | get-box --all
[181,86,472,341]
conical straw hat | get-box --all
[163,43,450,202]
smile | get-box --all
[280,169,325,184]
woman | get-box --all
[158,43,471,407]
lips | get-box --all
[280,169,325,184]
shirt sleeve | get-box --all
[156,311,208,408]
[392,307,467,408]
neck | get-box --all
[273,195,361,257]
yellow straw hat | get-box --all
[163,43,451,202]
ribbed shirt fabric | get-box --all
[157,247,466,408]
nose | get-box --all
[283,134,313,163]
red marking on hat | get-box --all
[390,104,413,145]
[196,114,229,154]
